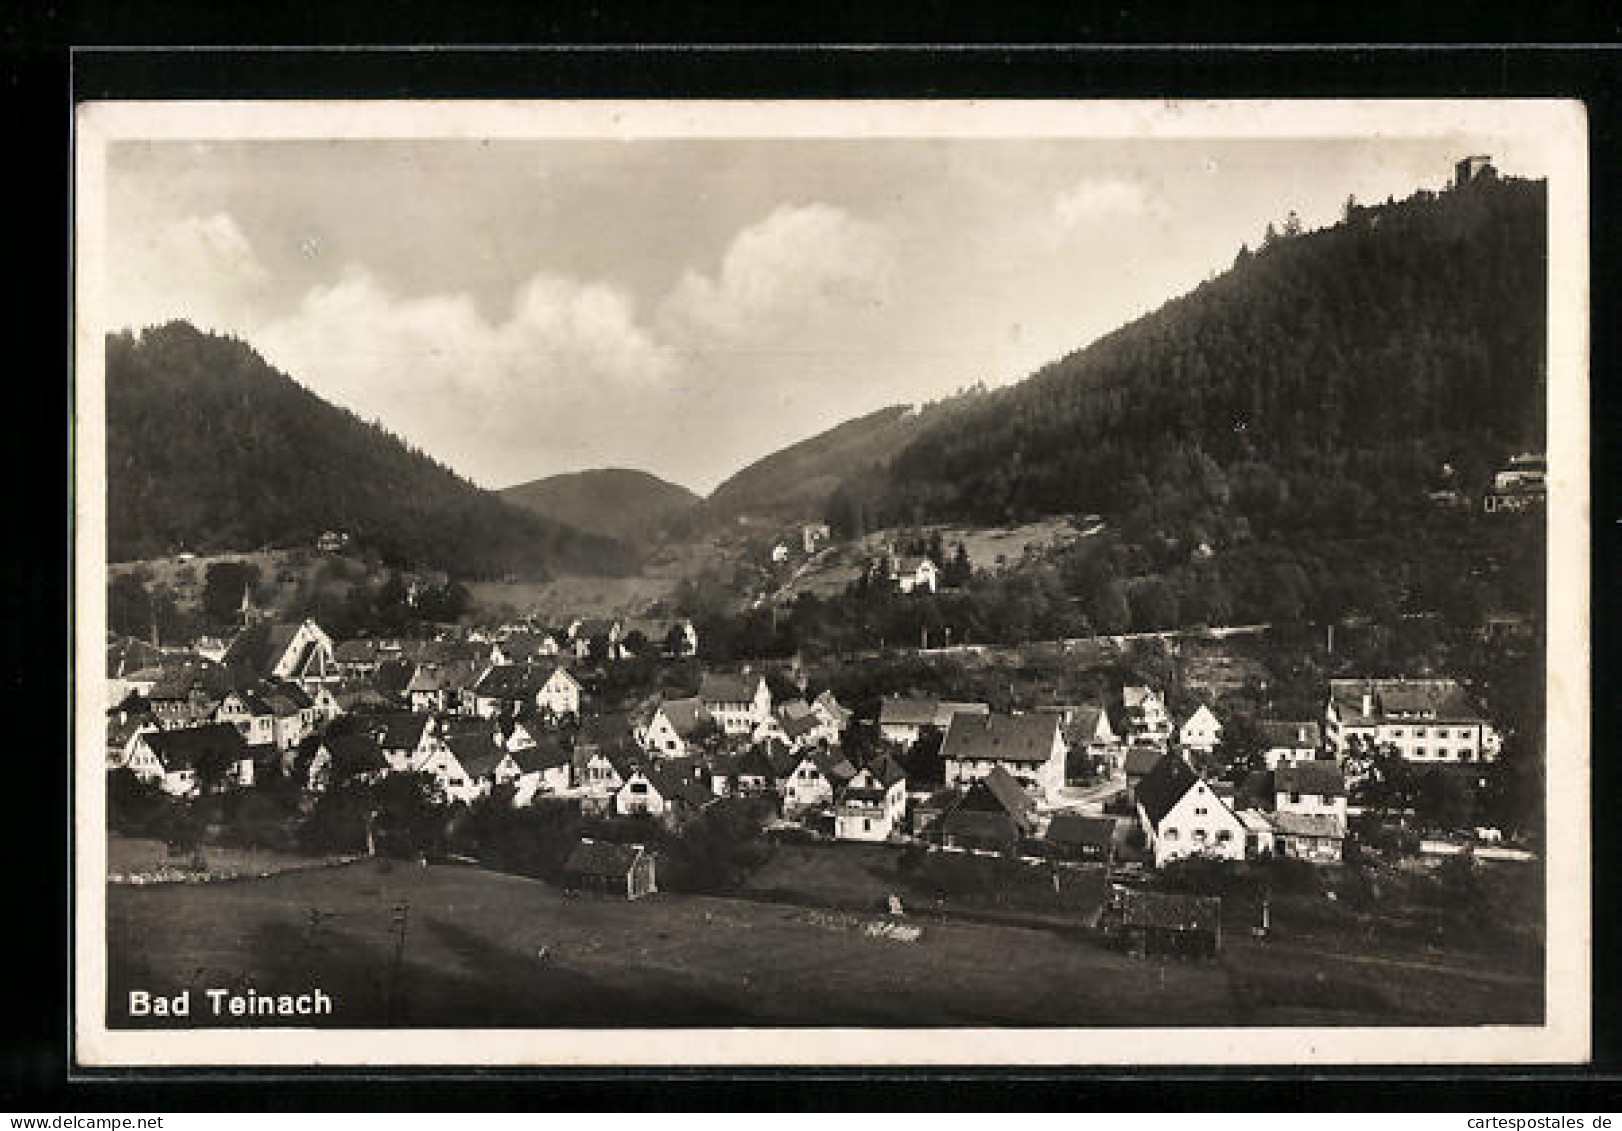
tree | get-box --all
[202,560,261,626]
[108,573,155,640]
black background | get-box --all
[4,8,1619,1110]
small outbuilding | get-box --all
[561,838,658,901]
[1102,887,1222,958]
[1046,813,1117,862]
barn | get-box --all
[561,839,658,901]
[1102,887,1222,958]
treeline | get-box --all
[827,177,1547,554]
[105,322,640,580]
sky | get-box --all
[103,132,1548,495]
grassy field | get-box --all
[106,856,1542,1030]
[108,834,353,884]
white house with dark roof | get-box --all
[889,555,939,594]
[877,695,990,746]
[835,754,908,842]
[1325,678,1499,762]
[697,672,772,735]
[1135,755,1247,868]
[640,696,714,758]
[940,711,1067,801]
[1122,685,1172,739]
[781,748,859,816]
[1177,705,1222,756]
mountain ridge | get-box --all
[499,467,700,542]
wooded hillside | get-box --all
[105,322,639,579]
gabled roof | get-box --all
[866,753,908,788]
[1134,754,1200,827]
[1047,813,1116,849]
[443,731,505,780]
[563,838,649,879]
[1122,685,1162,710]
[939,712,1062,766]
[878,696,990,729]
[813,690,852,725]
[1180,704,1221,731]
[140,723,246,771]
[1274,760,1346,798]
[762,739,800,780]
[654,696,713,739]
[780,712,823,740]
[473,663,560,700]
[1113,888,1220,933]
[631,763,714,807]
[107,636,167,678]
[698,672,763,705]
[334,640,380,664]
[1327,678,1485,724]
[1259,720,1321,749]
[510,737,572,775]
[1070,705,1111,742]
[1269,812,1346,839]
[1123,747,1166,777]
[147,664,226,701]
[374,712,430,751]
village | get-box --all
[103,514,1541,980]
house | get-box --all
[834,754,908,842]
[372,712,432,772]
[496,737,573,805]
[1065,705,1120,771]
[708,746,777,797]
[578,746,637,806]
[317,529,350,553]
[1122,686,1171,739]
[641,696,715,758]
[145,665,226,729]
[222,619,341,692]
[1270,761,1347,863]
[780,748,858,816]
[935,766,1036,852]
[1102,888,1222,958]
[1324,678,1499,762]
[1258,721,1323,769]
[405,662,479,714]
[307,731,388,792]
[618,617,698,659]
[107,636,168,702]
[561,839,657,900]
[416,728,506,803]
[877,696,989,746]
[614,763,715,824]
[106,711,159,770]
[889,554,938,594]
[125,723,248,797]
[754,700,834,751]
[1123,747,1166,804]
[770,542,790,564]
[568,618,624,661]
[333,639,383,680]
[802,522,831,554]
[214,679,318,750]
[1134,754,1247,868]
[940,711,1067,801]
[697,672,772,735]
[811,690,852,734]
[1177,705,1222,756]
[488,632,560,667]
[1046,814,1117,862]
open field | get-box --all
[106,857,1542,1030]
[108,834,354,884]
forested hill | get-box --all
[829,176,1546,539]
[681,399,982,533]
[500,468,699,542]
[104,323,640,579]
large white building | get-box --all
[1325,678,1500,763]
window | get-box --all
[1216,830,1232,843]
[630,782,647,793]
[1164,827,1178,840]
[863,819,871,832]
[1290,791,1301,804]
[1194,806,1208,816]
[1414,727,1427,738]
[1414,747,1426,758]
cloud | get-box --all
[1053,178,1151,229]
[252,264,676,486]
[106,212,271,335]
[659,203,897,346]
